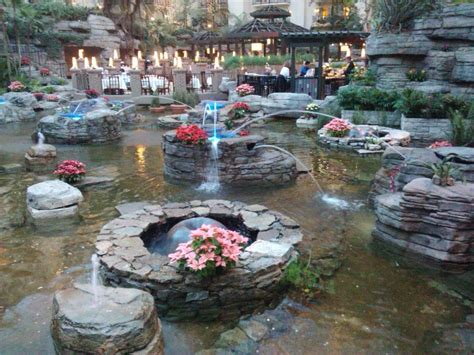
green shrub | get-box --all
[337,86,399,111]
[351,111,368,124]
[406,68,427,82]
[173,90,200,108]
[41,86,56,94]
[283,259,321,296]
[32,0,90,21]
[151,97,160,107]
[449,110,474,146]
[373,0,440,32]
[395,89,472,119]
[50,78,67,86]
[350,67,376,86]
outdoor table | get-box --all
[102,74,127,90]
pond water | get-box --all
[0,116,471,354]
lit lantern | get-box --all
[346,47,351,57]
[267,38,272,45]
[154,51,160,67]
[214,56,220,69]
[84,57,90,69]
[78,49,84,59]
[251,43,263,52]
[113,49,119,60]
[91,56,98,69]
[361,48,366,59]
[71,57,78,69]
[132,56,139,70]
[183,50,188,58]
[177,57,183,69]
[108,57,114,67]
[138,50,142,60]
[221,55,225,62]
[173,57,177,67]
[159,52,164,60]
[232,51,236,57]
[212,48,216,54]
[206,48,210,54]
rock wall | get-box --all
[163,132,297,186]
[373,178,474,269]
[54,14,128,60]
[370,146,474,202]
[400,115,453,145]
[367,4,474,97]
[341,110,401,127]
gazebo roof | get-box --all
[226,18,309,39]
[193,31,221,43]
[250,5,291,19]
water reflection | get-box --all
[135,144,147,175]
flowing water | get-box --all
[0,116,471,354]
[90,254,101,305]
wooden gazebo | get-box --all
[226,5,310,55]
[280,30,369,98]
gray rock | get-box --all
[26,180,83,210]
[116,202,153,216]
[4,92,38,108]
[51,283,163,354]
[218,77,237,93]
[261,93,313,118]
[0,163,23,174]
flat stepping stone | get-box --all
[116,202,152,216]
[51,283,163,354]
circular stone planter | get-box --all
[317,125,411,152]
[163,131,297,186]
[96,200,303,321]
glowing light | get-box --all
[177,57,183,69]
[138,50,142,60]
[232,51,236,57]
[91,57,98,69]
[361,48,366,58]
[71,57,78,69]
[214,56,220,69]
[132,56,139,70]
[84,57,90,69]
[135,145,146,174]
[183,50,188,58]
[251,43,263,52]
[154,51,160,66]
[108,57,114,67]
[164,52,169,60]
[78,49,84,59]
[113,49,119,60]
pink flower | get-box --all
[168,224,248,277]
[323,118,352,137]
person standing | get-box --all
[299,60,311,77]
[343,55,355,84]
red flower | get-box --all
[428,140,452,149]
[21,56,30,66]
[232,102,250,111]
[40,67,50,76]
[176,125,208,145]
[84,89,100,98]
[239,130,250,136]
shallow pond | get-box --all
[0,117,471,354]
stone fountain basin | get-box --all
[163,132,297,185]
[96,200,303,321]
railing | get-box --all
[8,44,68,78]
[294,77,318,99]
[252,0,290,5]
[237,74,276,97]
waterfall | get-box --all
[90,254,102,305]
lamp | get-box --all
[251,43,263,52]
[132,56,139,70]
[361,48,366,59]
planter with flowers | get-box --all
[97,200,303,321]
[40,67,50,77]
[176,125,208,145]
[21,56,30,66]
[229,102,250,120]
[235,84,255,97]
[323,118,352,137]
[296,102,320,126]
[85,89,100,99]
[8,81,25,92]
[169,225,248,278]
[53,160,86,184]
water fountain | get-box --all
[90,253,101,305]
[24,131,57,172]
[96,200,303,321]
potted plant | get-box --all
[149,97,165,113]
[168,224,248,278]
[428,157,458,186]
[323,118,352,137]
[176,125,208,144]
[235,83,255,97]
[53,160,86,184]
[171,90,199,114]
[84,89,100,99]
[228,102,250,120]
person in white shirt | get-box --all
[280,61,290,79]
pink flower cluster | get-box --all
[8,81,25,92]
[235,84,255,97]
[169,225,248,277]
[45,94,59,102]
[428,140,452,149]
[40,67,50,76]
[53,160,86,183]
[324,118,352,137]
